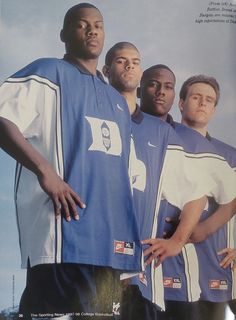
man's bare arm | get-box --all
[190,198,236,243]
[0,116,85,221]
[142,196,207,267]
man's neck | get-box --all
[140,104,168,121]
[120,91,137,115]
[65,53,98,75]
[181,119,207,137]
[160,114,168,121]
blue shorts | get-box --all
[19,263,122,319]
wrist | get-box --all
[35,162,52,178]
[170,232,187,247]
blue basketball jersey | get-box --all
[0,58,143,271]
[162,122,236,302]
[194,135,236,302]
[128,110,230,309]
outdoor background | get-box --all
[0,0,235,316]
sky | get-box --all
[0,0,236,313]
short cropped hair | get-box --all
[63,3,101,31]
[105,42,139,67]
[141,64,176,85]
[179,75,220,106]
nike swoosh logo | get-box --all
[116,104,124,111]
[148,141,157,148]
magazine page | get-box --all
[0,0,235,319]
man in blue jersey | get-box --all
[178,74,236,320]
[139,65,236,320]
[102,42,236,320]
[0,4,143,319]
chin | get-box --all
[87,51,101,59]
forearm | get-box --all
[142,197,207,266]
[206,199,236,234]
[191,198,236,242]
[172,196,207,245]
[0,116,51,177]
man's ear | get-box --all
[102,65,109,78]
[137,87,141,99]
[178,99,184,113]
[60,29,66,43]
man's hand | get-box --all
[38,165,85,221]
[218,248,236,269]
[141,237,184,267]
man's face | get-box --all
[105,48,142,92]
[66,7,104,59]
[140,68,175,119]
[179,83,216,128]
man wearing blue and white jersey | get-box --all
[139,65,236,320]
[179,74,236,320]
[103,43,236,320]
[0,4,143,318]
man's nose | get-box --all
[87,25,98,35]
[155,84,163,95]
[125,63,134,70]
[200,98,207,106]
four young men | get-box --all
[0,3,236,320]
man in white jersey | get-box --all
[179,74,236,320]
[0,4,144,319]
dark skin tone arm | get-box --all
[142,196,206,267]
[0,117,85,221]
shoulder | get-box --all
[11,58,70,80]
[142,112,171,131]
[210,136,236,153]
[104,83,130,113]
[6,58,76,89]
[105,81,125,100]
[140,112,182,146]
[175,122,199,137]
[174,123,217,154]
[210,136,236,166]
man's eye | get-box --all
[95,23,103,29]
[116,59,124,64]
[77,23,87,29]
[206,98,215,103]
[148,82,159,88]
